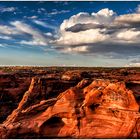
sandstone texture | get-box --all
[0,67,139,138]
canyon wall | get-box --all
[0,67,139,138]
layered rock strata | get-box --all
[0,79,139,138]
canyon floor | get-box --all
[0,66,140,138]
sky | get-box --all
[0,1,140,67]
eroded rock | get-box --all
[61,70,91,81]
[0,79,140,138]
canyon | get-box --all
[0,67,140,138]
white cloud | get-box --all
[115,13,140,23]
[136,5,140,13]
[40,8,46,12]
[91,8,116,24]
[0,7,139,58]
[53,8,140,54]
[55,8,116,47]
[0,44,6,48]
[0,35,12,40]
[0,20,54,47]
[0,7,16,12]
[37,8,46,14]
[11,21,36,34]
[125,63,140,67]
[24,15,38,19]
[0,21,49,45]
[44,32,53,37]
[56,29,109,46]
[20,40,47,46]
[33,20,57,30]
[0,25,19,35]
[30,16,38,19]
[116,29,140,41]
[48,9,70,16]
[60,8,116,32]
[11,21,48,46]
[61,46,88,53]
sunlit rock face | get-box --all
[61,70,91,81]
[0,78,139,139]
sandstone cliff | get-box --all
[0,78,139,138]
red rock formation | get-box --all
[0,73,78,123]
[0,73,31,123]
[0,79,139,138]
[61,70,91,81]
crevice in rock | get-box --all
[89,103,100,111]
[40,116,65,138]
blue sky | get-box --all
[0,1,140,67]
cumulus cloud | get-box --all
[54,8,115,48]
[116,29,140,41]
[60,8,116,32]
[56,29,109,46]
[115,13,140,26]
[53,8,140,56]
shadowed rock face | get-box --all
[0,73,31,123]
[0,78,140,139]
